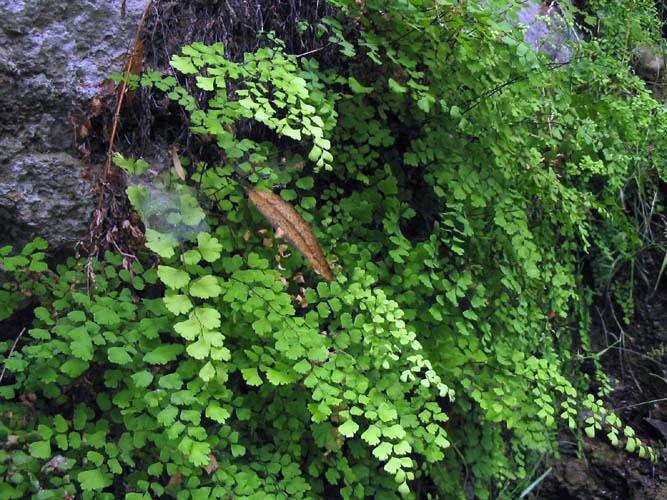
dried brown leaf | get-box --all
[247,189,333,281]
[170,146,186,180]
[204,454,218,474]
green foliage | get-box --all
[141,39,340,174]
[1,1,665,499]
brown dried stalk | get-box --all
[247,189,333,282]
[90,0,152,257]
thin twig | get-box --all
[294,44,330,57]
[0,328,27,385]
[617,397,666,410]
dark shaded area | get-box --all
[529,245,667,499]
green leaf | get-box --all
[54,415,68,433]
[159,373,183,390]
[388,78,407,93]
[203,329,224,348]
[131,370,154,388]
[197,233,223,262]
[241,367,263,386]
[171,55,198,74]
[180,194,206,226]
[265,367,293,385]
[158,266,191,290]
[144,344,184,364]
[70,327,94,360]
[340,313,353,328]
[194,307,221,329]
[68,310,86,323]
[372,441,393,461]
[78,469,113,490]
[383,424,406,440]
[361,425,382,445]
[199,361,215,382]
[174,316,203,341]
[384,456,402,474]
[87,451,105,466]
[148,463,164,476]
[348,76,373,94]
[23,236,48,252]
[338,418,359,437]
[247,252,269,269]
[205,401,231,424]
[29,440,51,459]
[186,338,210,359]
[164,293,193,315]
[282,125,302,140]
[417,95,433,113]
[182,249,202,265]
[108,347,132,365]
[308,145,322,162]
[394,440,412,455]
[378,403,398,423]
[296,176,314,190]
[252,317,272,335]
[293,359,312,374]
[189,275,222,298]
[61,358,89,377]
[107,458,122,474]
[189,441,211,467]
[145,228,178,259]
[29,328,51,340]
[157,405,178,426]
[91,305,121,327]
[196,76,215,91]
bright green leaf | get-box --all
[108,347,132,365]
[372,441,393,461]
[164,293,193,315]
[197,233,223,262]
[189,275,222,298]
[242,367,262,386]
[78,469,113,490]
[158,266,191,290]
[338,418,359,437]
[361,425,382,446]
[29,440,51,459]
[199,361,215,382]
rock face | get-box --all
[0,154,97,250]
[517,2,579,64]
[0,0,145,252]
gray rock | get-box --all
[633,45,665,83]
[0,153,94,251]
[0,0,145,252]
[517,2,580,64]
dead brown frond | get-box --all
[247,188,333,281]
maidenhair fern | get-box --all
[1,1,665,499]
